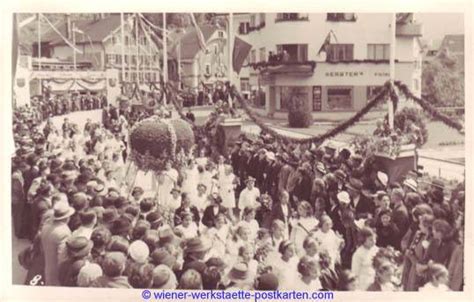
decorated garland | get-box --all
[231,81,391,145]
[129,115,195,172]
[249,60,317,71]
[394,81,464,133]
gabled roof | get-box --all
[48,15,121,45]
[440,34,464,53]
[177,24,219,60]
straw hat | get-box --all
[53,202,75,221]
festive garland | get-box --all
[394,81,464,133]
[162,119,178,160]
[249,60,317,71]
[231,81,391,145]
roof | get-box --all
[440,34,464,53]
[48,15,121,45]
[177,24,219,60]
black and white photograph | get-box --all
[1,1,472,301]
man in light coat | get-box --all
[40,202,75,286]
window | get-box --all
[214,45,219,55]
[205,63,211,75]
[326,44,354,62]
[125,36,129,46]
[239,22,249,35]
[250,14,256,27]
[367,86,385,109]
[259,13,266,26]
[275,13,309,22]
[124,55,128,64]
[107,54,115,64]
[111,36,116,45]
[327,87,353,110]
[250,49,256,63]
[327,13,356,22]
[116,54,122,64]
[367,44,390,60]
[240,78,250,92]
[312,86,322,111]
[218,31,224,38]
[259,47,266,62]
[276,44,308,62]
[280,86,309,110]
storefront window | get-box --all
[367,86,385,109]
[327,87,353,110]
[280,86,309,110]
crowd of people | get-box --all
[11,94,464,292]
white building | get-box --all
[241,13,423,115]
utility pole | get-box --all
[72,23,77,70]
[163,12,168,104]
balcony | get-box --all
[326,13,357,22]
[248,22,266,33]
[250,52,316,76]
[396,22,423,37]
[275,13,309,22]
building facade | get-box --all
[35,14,162,86]
[241,13,423,115]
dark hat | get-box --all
[278,240,293,254]
[111,215,132,235]
[184,260,207,275]
[227,262,250,282]
[102,251,127,277]
[131,220,151,240]
[131,186,144,196]
[256,273,279,290]
[107,235,130,254]
[158,227,177,245]
[63,161,77,171]
[66,236,93,259]
[346,178,363,192]
[50,158,64,171]
[431,179,445,190]
[146,211,162,225]
[205,257,226,270]
[91,226,112,247]
[102,208,119,224]
[170,188,181,194]
[114,196,128,209]
[71,192,89,211]
[185,237,211,254]
[150,248,177,269]
[142,230,160,251]
[152,265,176,289]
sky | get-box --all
[416,13,464,44]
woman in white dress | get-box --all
[218,165,238,211]
[314,215,344,268]
[237,207,259,242]
[351,227,379,291]
[205,213,230,259]
[268,240,299,290]
[181,160,199,197]
[290,201,319,257]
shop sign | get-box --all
[325,71,390,77]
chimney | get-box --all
[65,14,72,39]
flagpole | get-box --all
[163,12,168,105]
[37,13,41,71]
[135,14,139,85]
[178,39,181,89]
[388,13,396,129]
[228,13,234,86]
[73,22,77,71]
[121,13,125,83]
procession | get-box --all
[10,12,466,294]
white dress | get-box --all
[351,245,379,291]
[290,217,319,257]
[314,229,344,267]
[237,219,259,242]
[238,187,260,210]
[181,167,199,197]
[219,173,236,209]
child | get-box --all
[175,211,198,240]
[419,263,450,292]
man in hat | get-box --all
[58,236,93,286]
[238,177,260,215]
[277,153,296,195]
[390,188,409,244]
[346,178,374,219]
[40,201,75,285]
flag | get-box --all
[317,32,331,54]
[72,25,84,34]
[232,36,252,74]
[190,13,207,51]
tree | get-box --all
[422,48,464,107]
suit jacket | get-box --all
[40,221,71,285]
[351,194,374,219]
[174,206,200,226]
[201,205,227,228]
[90,275,131,288]
[271,202,291,230]
[392,203,410,239]
[278,164,294,194]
